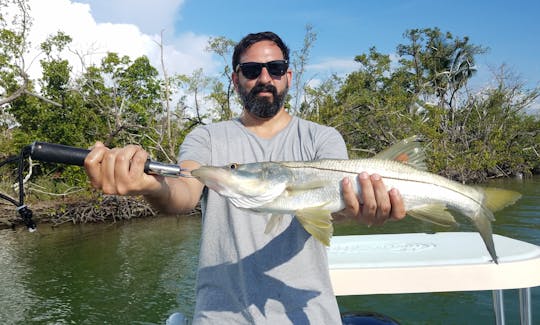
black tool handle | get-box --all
[30,142,90,166]
[28,142,187,177]
[30,142,152,171]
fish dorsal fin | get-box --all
[373,136,428,171]
[479,187,521,212]
[407,204,458,227]
[295,205,334,246]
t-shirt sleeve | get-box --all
[178,126,212,165]
[314,126,349,160]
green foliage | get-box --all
[1,2,538,195]
[291,24,317,115]
[397,28,488,106]
[208,79,233,122]
[302,28,539,181]
[314,47,420,156]
[205,36,236,122]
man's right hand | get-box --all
[84,141,164,196]
[84,142,204,215]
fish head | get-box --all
[191,162,291,208]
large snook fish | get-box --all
[191,137,521,263]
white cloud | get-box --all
[19,0,215,81]
[307,57,360,77]
[307,52,402,79]
[304,52,405,89]
[161,32,219,77]
[300,57,357,89]
[77,0,183,35]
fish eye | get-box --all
[229,163,238,170]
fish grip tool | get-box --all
[29,142,190,178]
[0,142,190,231]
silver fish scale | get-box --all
[281,159,450,188]
[193,156,518,262]
[281,159,422,178]
[274,159,486,214]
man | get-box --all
[85,31,405,324]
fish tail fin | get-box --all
[481,187,522,213]
[471,188,520,264]
[295,208,334,246]
[471,188,521,264]
[472,207,498,264]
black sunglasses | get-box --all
[236,60,289,79]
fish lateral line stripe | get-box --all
[280,163,487,208]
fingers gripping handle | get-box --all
[30,141,153,171]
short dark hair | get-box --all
[232,31,290,72]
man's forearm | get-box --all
[144,177,200,215]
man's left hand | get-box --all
[338,172,406,226]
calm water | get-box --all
[1,177,539,324]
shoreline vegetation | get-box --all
[0,195,199,231]
[1,172,537,231]
[1,6,539,231]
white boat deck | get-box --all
[327,232,540,324]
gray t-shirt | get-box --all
[179,116,348,324]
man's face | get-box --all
[234,40,292,119]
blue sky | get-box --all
[175,0,539,89]
[23,0,540,108]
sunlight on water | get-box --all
[0,177,538,324]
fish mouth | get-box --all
[191,167,224,185]
[191,166,253,198]
[191,165,285,202]
[190,167,225,190]
[189,167,205,179]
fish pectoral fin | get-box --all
[264,214,284,235]
[295,207,334,246]
[407,204,458,227]
[287,179,332,192]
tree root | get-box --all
[48,195,157,227]
[1,196,202,230]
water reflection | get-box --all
[0,229,38,324]
[0,177,538,324]
[0,217,200,324]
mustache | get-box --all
[250,83,277,96]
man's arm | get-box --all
[84,142,204,215]
[143,160,204,214]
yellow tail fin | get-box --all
[481,187,521,212]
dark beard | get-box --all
[238,83,288,118]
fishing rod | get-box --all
[1,142,190,231]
